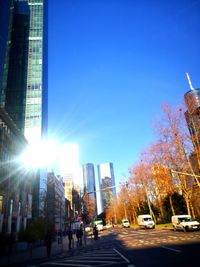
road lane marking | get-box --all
[113,248,130,263]
[161,246,182,252]
[113,248,136,267]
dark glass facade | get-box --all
[5,1,29,132]
[82,163,97,216]
[0,0,14,105]
[0,0,48,219]
[184,89,200,115]
[0,1,48,143]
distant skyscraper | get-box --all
[0,0,48,218]
[82,163,97,216]
[97,162,116,214]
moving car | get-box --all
[172,215,200,232]
[122,219,130,228]
[137,214,155,229]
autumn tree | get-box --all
[82,193,96,223]
[153,104,199,216]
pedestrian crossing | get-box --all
[33,247,129,267]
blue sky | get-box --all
[48,0,200,187]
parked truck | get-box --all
[137,214,155,229]
[172,215,200,232]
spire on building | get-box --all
[186,72,194,91]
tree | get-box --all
[82,193,96,224]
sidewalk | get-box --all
[0,234,93,266]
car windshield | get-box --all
[143,218,152,221]
[123,220,129,223]
[179,217,191,222]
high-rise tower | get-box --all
[0,0,48,142]
[184,74,200,159]
[0,0,48,218]
[97,162,116,214]
[82,163,97,216]
[23,0,48,144]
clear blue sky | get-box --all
[48,0,200,187]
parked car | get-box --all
[121,219,130,228]
[137,214,155,229]
[172,215,200,232]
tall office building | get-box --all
[23,0,48,145]
[0,0,48,141]
[184,82,200,215]
[82,163,97,216]
[184,87,200,154]
[0,0,48,218]
[0,0,14,102]
[97,162,116,214]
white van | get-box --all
[122,219,130,228]
[93,219,103,231]
[137,214,155,229]
[172,215,200,232]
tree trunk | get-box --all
[189,200,195,218]
[184,195,191,215]
[169,195,175,216]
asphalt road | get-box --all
[22,227,200,267]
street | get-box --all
[19,227,200,267]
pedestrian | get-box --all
[93,225,98,240]
[45,230,52,258]
[79,225,83,246]
[76,228,80,247]
[67,226,73,249]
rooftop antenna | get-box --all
[186,72,194,91]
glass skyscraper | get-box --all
[82,163,97,216]
[23,0,48,144]
[0,0,48,218]
[0,0,48,142]
[97,162,116,214]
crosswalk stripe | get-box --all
[70,257,122,260]
[113,248,130,264]
[46,263,91,267]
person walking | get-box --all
[79,225,83,246]
[76,228,80,247]
[45,230,52,258]
[67,226,73,250]
[93,225,98,240]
